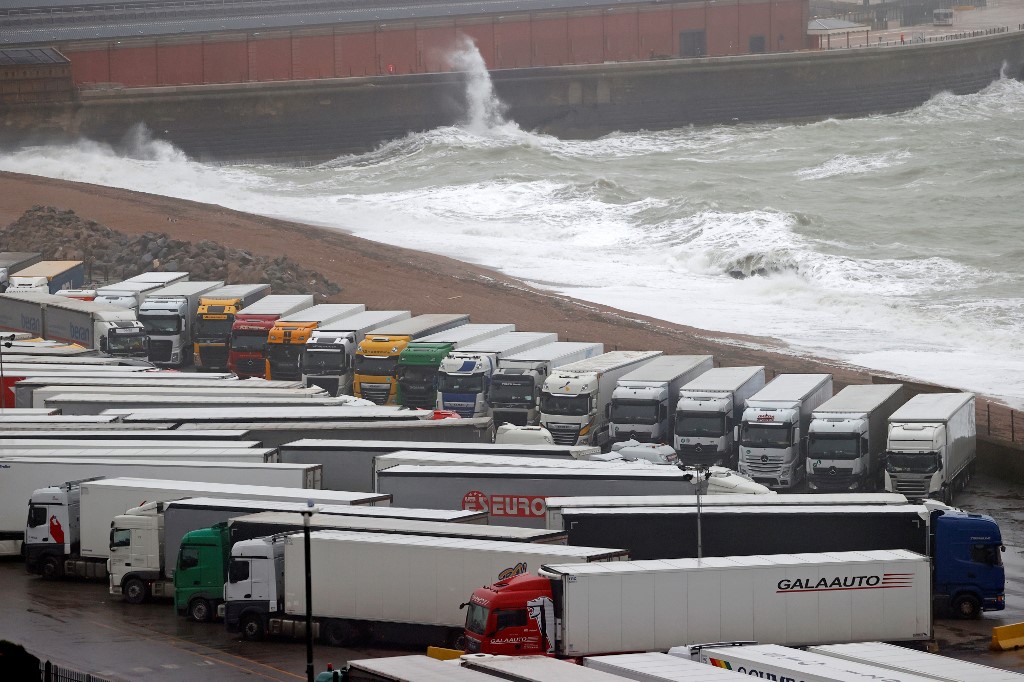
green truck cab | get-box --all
[396,342,459,408]
[173,523,231,622]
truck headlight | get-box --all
[807,481,818,490]
[578,422,591,436]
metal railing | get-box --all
[40,660,113,682]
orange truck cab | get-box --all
[265,304,364,381]
[228,295,314,378]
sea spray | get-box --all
[448,35,515,135]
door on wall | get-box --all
[749,35,767,53]
[679,31,706,57]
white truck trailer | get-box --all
[689,645,939,682]
[487,342,605,427]
[0,456,323,555]
[122,272,191,286]
[463,550,932,657]
[0,252,42,292]
[30,383,325,409]
[0,292,142,351]
[608,355,713,445]
[737,373,833,489]
[7,260,84,294]
[806,383,907,493]
[885,392,976,503]
[14,375,303,408]
[43,392,353,415]
[461,656,629,681]
[584,652,746,681]
[25,477,386,580]
[278,439,601,492]
[808,641,1024,682]
[302,310,412,396]
[345,657,497,682]
[674,366,765,468]
[438,332,559,418]
[170,496,486,524]
[540,351,663,448]
[223,530,627,647]
[138,280,224,366]
[0,446,274,462]
[94,280,168,311]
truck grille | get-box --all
[893,476,929,500]
[743,453,784,475]
[547,425,580,446]
[234,357,265,377]
[492,410,527,427]
[148,340,172,363]
[402,390,436,410]
[614,431,652,443]
[273,366,302,381]
[676,445,728,466]
[361,384,392,405]
[810,466,857,491]
[198,346,228,370]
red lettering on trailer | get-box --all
[756,413,775,422]
[462,490,489,513]
[461,492,547,517]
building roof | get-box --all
[0,46,67,65]
[808,18,869,35]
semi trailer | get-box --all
[138,281,224,367]
[194,284,271,371]
[94,280,167,311]
[0,292,143,351]
[0,252,42,292]
[691,645,939,682]
[6,260,84,294]
[227,294,315,377]
[608,355,713,445]
[302,310,412,396]
[674,366,765,468]
[808,641,1024,682]
[266,304,366,381]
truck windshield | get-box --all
[140,314,180,334]
[489,377,534,405]
[676,412,726,437]
[808,435,859,460]
[610,399,658,424]
[355,354,398,377]
[465,603,490,635]
[740,423,792,448]
[196,316,232,339]
[438,373,484,394]
[303,348,345,373]
[885,451,940,474]
[267,344,302,368]
[107,335,147,355]
[540,392,590,416]
[231,330,269,351]
[397,365,437,386]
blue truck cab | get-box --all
[933,508,1005,618]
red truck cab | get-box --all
[463,573,554,656]
[228,315,279,378]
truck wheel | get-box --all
[41,556,63,580]
[240,614,265,641]
[124,578,148,605]
[322,620,357,647]
[952,594,981,619]
[446,630,467,650]
[188,598,213,623]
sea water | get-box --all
[2,44,1023,405]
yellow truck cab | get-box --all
[353,314,469,405]
[193,284,270,371]
[265,304,364,380]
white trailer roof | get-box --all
[562,504,930,518]
[84,477,387,504]
[813,383,904,414]
[171,497,481,521]
[454,331,556,355]
[0,430,252,440]
[679,366,765,392]
[363,313,469,337]
[0,457,311,471]
[284,439,598,457]
[118,406,421,422]
[545,493,907,510]
[49,394,341,407]
[542,549,925,577]
[122,272,189,285]
[275,303,364,324]
[306,529,625,559]
[464,655,628,682]
[235,295,314,316]
[617,356,713,383]
[585,652,746,681]
[499,341,604,364]
[347,656,497,681]
[16,377,304,389]
[694,645,939,682]
[10,261,80,278]
[141,281,223,298]
[0,440,263,449]
[0,415,120,423]
[313,310,411,333]
[379,465,695,480]
[555,350,663,374]
[412,323,516,345]
[202,284,270,299]
[375,452,648,470]
[808,642,1024,682]
[889,393,975,422]
[748,374,832,401]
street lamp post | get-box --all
[0,333,15,413]
[301,499,320,682]
[677,463,715,561]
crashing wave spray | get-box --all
[448,35,513,134]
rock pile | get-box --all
[1,206,341,298]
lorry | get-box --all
[806,383,907,493]
[138,280,224,367]
[397,324,517,408]
[488,342,605,427]
[691,645,938,682]
[265,304,366,381]
[738,373,833,490]
[539,351,663,447]
[227,295,317,378]
[608,356,713,445]
[223,529,627,646]
[278,439,600,492]
[302,310,412,397]
[11,375,280,408]
[463,549,932,657]
[194,284,272,371]
[0,252,41,292]
[27,383,322,409]
[674,366,766,468]
[808,641,1024,682]
[885,392,976,504]
[94,280,168,311]
[557,502,1005,617]
[6,260,84,294]
[354,314,471,405]
[437,332,559,418]
[24,477,385,581]
[0,292,144,353]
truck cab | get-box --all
[223,537,285,640]
[463,573,555,656]
[885,423,949,500]
[608,382,672,444]
[539,372,599,447]
[24,484,80,577]
[674,394,736,467]
[302,329,359,396]
[102,321,150,359]
[438,352,499,417]
[738,405,803,488]
[933,508,1005,617]
[397,343,457,409]
[108,503,166,603]
[173,524,232,622]
[355,335,414,404]
[807,415,871,492]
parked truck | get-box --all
[806,383,907,493]
[6,260,84,294]
[559,502,1005,617]
[0,292,145,353]
[224,530,627,646]
[353,314,470,404]
[539,351,663,447]
[397,324,516,408]
[194,284,272,371]
[138,281,224,367]
[738,373,833,489]
[266,304,366,381]
[228,295,316,377]
[0,252,41,292]
[488,342,605,427]
[94,280,168,311]
[808,641,1024,682]
[608,355,713,445]
[691,645,938,682]
[463,549,932,657]
[885,392,976,503]
[438,333,560,418]
[302,310,411,397]
[674,366,765,468]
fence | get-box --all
[40,661,112,682]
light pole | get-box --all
[0,333,15,413]
[301,499,320,682]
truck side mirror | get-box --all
[99,337,107,352]
[605,405,610,419]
